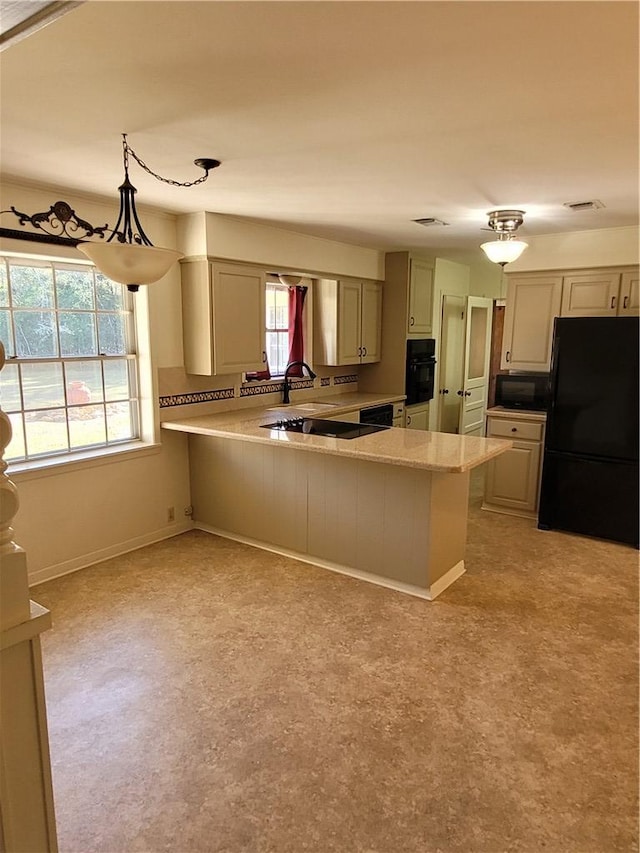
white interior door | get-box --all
[458,296,493,436]
[437,294,466,433]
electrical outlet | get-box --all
[167,506,175,523]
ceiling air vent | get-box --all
[563,199,605,212]
[413,217,450,227]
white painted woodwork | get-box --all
[188,434,471,599]
[181,260,266,375]
[406,403,429,430]
[407,258,434,335]
[438,294,466,433]
[501,274,563,371]
[483,411,545,518]
[619,270,640,316]
[361,281,383,362]
[560,272,621,316]
[314,279,382,366]
[459,296,492,436]
[0,340,58,852]
[393,401,405,428]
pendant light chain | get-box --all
[122,133,212,187]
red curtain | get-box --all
[285,286,308,376]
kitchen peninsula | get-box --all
[162,405,511,600]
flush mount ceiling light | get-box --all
[277,274,303,286]
[480,209,528,266]
[76,134,220,291]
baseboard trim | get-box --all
[481,502,537,520]
[28,521,194,587]
[194,522,465,601]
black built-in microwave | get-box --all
[495,373,550,411]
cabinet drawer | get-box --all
[487,418,543,441]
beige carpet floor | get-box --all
[33,482,638,853]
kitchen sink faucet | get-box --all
[282,361,317,404]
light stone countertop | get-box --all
[162,403,512,474]
[486,407,548,422]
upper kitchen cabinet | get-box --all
[501,274,563,371]
[560,271,622,316]
[314,279,382,366]
[561,269,640,317]
[619,270,640,316]
[181,260,266,375]
[407,258,434,335]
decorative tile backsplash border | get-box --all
[159,388,235,408]
[159,373,358,408]
[239,381,283,397]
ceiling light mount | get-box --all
[480,209,528,266]
[76,134,221,291]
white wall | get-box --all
[0,179,192,583]
[178,212,385,280]
[506,226,639,272]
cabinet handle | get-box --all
[407,415,412,425]
[505,351,511,363]
[624,296,629,309]
[511,427,518,433]
[465,391,472,397]
[262,351,267,363]
[611,296,616,309]
[362,346,367,357]
[409,316,415,327]
[457,390,464,396]
[357,346,362,357]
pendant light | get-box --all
[480,209,528,266]
[77,134,220,291]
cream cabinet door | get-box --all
[406,403,429,430]
[502,275,563,371]
[459,296,492,436]
[438,294,465,433]
[484,440,541,514]
[407,258,433,335]
[360,281,382,363]
[212,263,266,374]
[561,272,620,317]
[182,260,266,375]
[337,280,363,364]
[619,271,640,316]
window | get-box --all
[0,255,140,463]
[265,281,291,377]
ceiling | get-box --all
[0,1,638,255]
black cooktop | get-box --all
[260,417,390,440]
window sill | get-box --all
[7,441,162,482]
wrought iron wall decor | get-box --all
[0,200,109,247]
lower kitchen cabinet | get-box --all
[482,409,546,518]
[406,403,429,430]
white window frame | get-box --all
[0,249,158,475]
[244,275,313,383]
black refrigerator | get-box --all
[538,316,639,547]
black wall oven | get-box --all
[405,339,436,405]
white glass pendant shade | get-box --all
[76,242,183,287]
[480,239,528,265]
